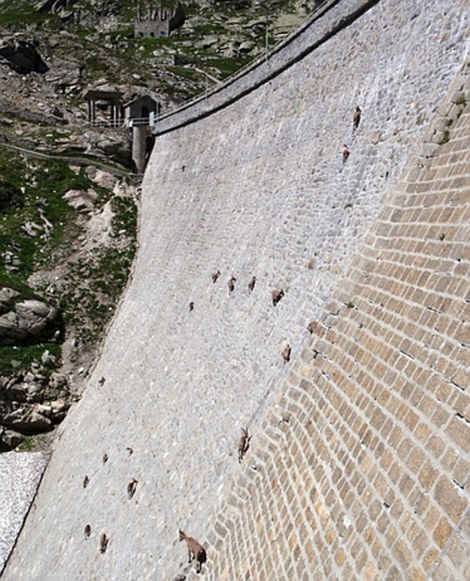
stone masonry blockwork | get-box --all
[3,0,469,579]
[203,73,470,581]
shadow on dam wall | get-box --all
[3,0,469,579]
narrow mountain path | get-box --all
[0,141,135,179]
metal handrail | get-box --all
[90,120,125,128]
[89,116,157,129]
[128,117,153,127]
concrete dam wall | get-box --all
[4,0,468,579]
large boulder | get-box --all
[0,287,20,315]
[0,289,59,345]
[63,188,97,212]
[2,405,53,434]
[0,37,48,75]
[0,369,71,450]
[0,427,24,451]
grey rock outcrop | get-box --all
[0,428,24,452]
[0,369,71,448]
[0,289,59,346]
[3,406,53,434]
[63,188,97,212]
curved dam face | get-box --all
[4,1,468,579]
[205,85,470,579]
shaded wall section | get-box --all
[3,1,468,580]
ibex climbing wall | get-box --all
[203,74,470,581]
[3,1,468,580]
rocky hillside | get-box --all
[0,0,320,165]
[0,0,321,452]
[0,149,138,452]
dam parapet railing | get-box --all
[152,0,380,136]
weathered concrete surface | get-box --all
[0,452,47,573]
[3,0,468,579]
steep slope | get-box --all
[3,0,468,579]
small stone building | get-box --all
[84,88,124,126]
[124,95,160,174]
[134,3,185,38]
[83,88,159,173]
[124,95,160,124]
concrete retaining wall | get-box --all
[4,0,468,579]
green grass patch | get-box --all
[0,342,61,375]
[57,193,137,346]
[0,271,39,300]
[0,147,93,279]
[16,436,36,452]
[111,196,138,237]
[206,56,251,77]
[0,0,50,27]
[167,65,198,79]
